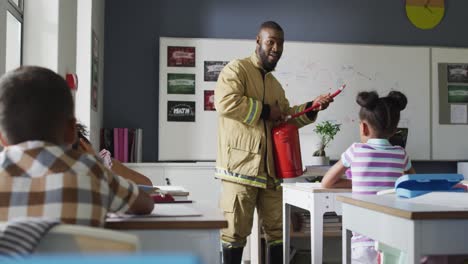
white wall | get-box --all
[23,0,104,149]
[23,0,77,75]
[75,0,92,133]
[23,0,60,71]
[76,0,105,150]
[58,0,77,77]
[0,0,7,75]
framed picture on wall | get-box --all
[167,46,195,67]
[447,64,468,83]
[204,90,215,111]
[91,30,99,111]
[167,73,195,94]
[448,85,468,103]
[204,61,229,81]
[167,101,196,122]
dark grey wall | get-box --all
[104,0,468,161]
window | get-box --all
[10,0,20,9]
[1,0,23,75]
[5,11,21,72]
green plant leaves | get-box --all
[313,121,341,156]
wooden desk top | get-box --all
[105,202,227,230]
[337,192,468,220]
[282,183,351,193]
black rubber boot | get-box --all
[222,246,244,264]
[268,243,283,264]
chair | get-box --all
[34,224,140,253]
[376,241,406,264]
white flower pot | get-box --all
[309,156,330,166]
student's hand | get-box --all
[269,102,285,121]
[313,94,334,111]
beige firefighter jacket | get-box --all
[214,53,317,188]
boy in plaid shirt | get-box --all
[0,66,153,226]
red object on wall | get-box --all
[272,123,303,179]
[65,73,78,90]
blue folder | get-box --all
[0,255,200,264]
[395,173,465,198]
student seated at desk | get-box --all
[322,91,415,264]
[73,122,152,186]
[0,66,153,226]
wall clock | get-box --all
[406,0,445,29]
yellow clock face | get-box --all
[406,0,445,30]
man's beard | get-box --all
[258,47,281,72]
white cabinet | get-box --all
[164,167,220,203]
[124,165,165,185]
[124,163,220,206]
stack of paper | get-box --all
[155,186,189,196]
[138,185,190,201]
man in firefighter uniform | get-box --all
[215,21,333,264]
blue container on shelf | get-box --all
[395,173,465,198]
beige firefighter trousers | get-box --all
[220,178,283,248]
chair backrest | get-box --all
[34,224,140,253]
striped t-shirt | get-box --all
[342,138,412,195]
[341,138,412,248]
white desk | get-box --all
[106,202,227,264]
[282,183,351,264]
[338,193,468,264]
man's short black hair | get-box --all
[259,21,283,33]
[0,66,74,144]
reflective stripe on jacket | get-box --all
[215,53,317,188]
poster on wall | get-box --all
[204,90,215,111]
[167,101,196,122]
[167,46,195,67]
[91,31,99,111]
[167,73,195,94]
[448,85,468,103]
[450,104,468,124]
[204,61,229,81]
[447,64,468,83]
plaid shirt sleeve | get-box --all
[104,169,139,214]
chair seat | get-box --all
[35,224,140,253]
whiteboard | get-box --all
[159,37,431,162]
[432,48,468,160]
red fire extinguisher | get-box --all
[273,85,346,179]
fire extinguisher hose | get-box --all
[288,84,346,120]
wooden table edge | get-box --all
[105,220,228,230]
[337,195,468,220]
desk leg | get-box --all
[406,229,422,264]
[407,247,422,264]
[283,202,291,264]
[342,225,350,264]
[310,207,323,264]
[251,208,261,264]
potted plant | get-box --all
[311,121,341,165]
